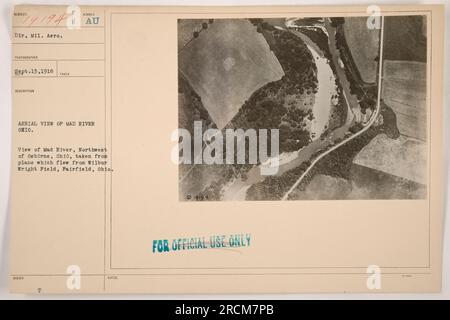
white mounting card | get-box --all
[10,4,445,293]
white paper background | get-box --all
[0,0,448,299]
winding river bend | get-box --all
[222,18,372,201]
[306,44,336,140]
[223,20,343,201]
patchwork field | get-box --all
[353,134,427,185]
[343,17,380,84]
[382,60,427,141]
[290,163,426,200]
[178,19,285,129]
[178,74,215,134]
[383,15,427,63]
[289,174,352,200]
[178,19,209,49]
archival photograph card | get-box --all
[10,4,445,293]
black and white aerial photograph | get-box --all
[177,16,428,201]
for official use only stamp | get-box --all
[152,234,252,253]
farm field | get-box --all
[178,19,284,129]
[290,163,426,200]
[178,74,216,134]
[383,15,427,63]
[352,134,427,185]
[288,174,352,200]
[343,17,380,83]
[382,60,427,141]
[178,19,210,49]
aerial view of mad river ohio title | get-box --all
[176,16,428,202]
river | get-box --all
[306,44,336,140]
[222,18,356,201]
